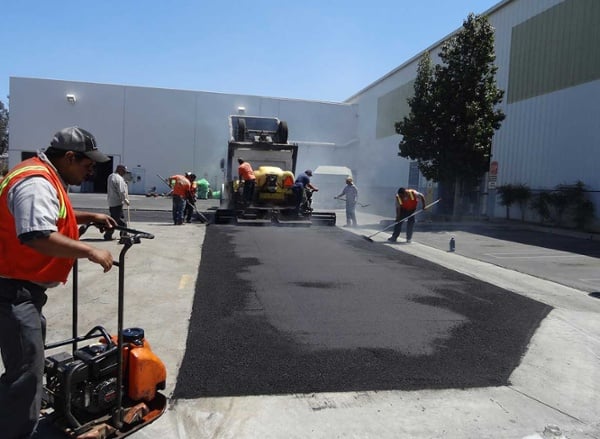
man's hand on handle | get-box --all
[87,248,114,273]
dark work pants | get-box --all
[242,180,255,204]
[0,278,48,439]
[172,195,185,225]
[292,184,305,214]
[390,208,416,241]
[105,204,126,239]
[184,199,195,223]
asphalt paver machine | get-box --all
[215,115,336,226]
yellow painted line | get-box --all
[178,274,193,289]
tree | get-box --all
[397,13,505,217]
[497,184,517,220]
[497,184,531,221]
[394,52,437,179]
[0,99,8,155]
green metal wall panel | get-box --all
[376,80,414,139]
[508,0,600,103]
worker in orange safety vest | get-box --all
[388,187,426,243]
[237,158,256,205]
[168,174,191,225]
[184,172,198,223]
[0,127,116,439]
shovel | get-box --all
[185,199,209,224]
[361,199,441,242]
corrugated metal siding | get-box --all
[507,0,600,103]
[491,0,600,212]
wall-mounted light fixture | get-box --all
[66,94,77,104]
[237,106,246,114]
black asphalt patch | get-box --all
[174,226,551,398]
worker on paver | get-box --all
[293,169,319,215]
[237,158,256,205]
[0,127,116,439]
[168,174,191,225]
[335,177,358,227]
[388,187,426,243]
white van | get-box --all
[311,165,353,209]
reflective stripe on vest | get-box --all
[396,190,417,210]
[0,165,68,219]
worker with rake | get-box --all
[388,187,426,243]
[335,177,358,227]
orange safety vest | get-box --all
[0,157,79,283]
[238,162,255,181]
[396,189,418,211]
[188,181,198,198]
[169,175,191,197]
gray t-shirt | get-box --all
[8,155,62,239]
[107,172,128,207]
[341,184,358,206]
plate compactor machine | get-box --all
[40,225,167,439]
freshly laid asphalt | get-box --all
[13,194,600,438]
[174,225,550,398]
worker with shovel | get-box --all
[388,187,426,243]
[168,174,191,225]
[184,172,198,223]
[335,177,358,227]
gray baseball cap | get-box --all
[50,127,110,163]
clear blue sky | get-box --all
[2,0,500,107]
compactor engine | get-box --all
[44,327,166,425]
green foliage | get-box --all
[0,100,8,156]
[530,181,595,230]
[530,192,552,224]
[394,53,438,180]
[497,184,531,221]
[396,14,505,214]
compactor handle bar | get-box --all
[79,223,154,266]
[79,223,155,240]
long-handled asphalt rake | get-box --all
[334,196,370,208]
[361,198,441,242]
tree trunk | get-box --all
[452,177,461,219]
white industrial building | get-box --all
[8,0,600,224]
